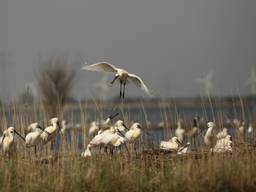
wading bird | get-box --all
[40,117,61,145]
[25,122,45,148]
[204,122,215,148]
[0,127,25,156]
[160,136,182,151]
[212,135,232,153]
[248,123,253,134]
[82,62,150,98]
[175,120,185,143]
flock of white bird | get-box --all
[0,117,68,156]
[0,62,253,158]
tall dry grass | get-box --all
[0,97,255,191]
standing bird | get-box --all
[40,117,61,144]
[213,135,232,153]
[248,123,253,134]
[25,123,45,148]
[204,122,215,148]
[175,120,185,143]
[216,128,228,140]
[82,62,150,98]
[0,127,25,156]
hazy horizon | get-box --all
[1,0,256,101]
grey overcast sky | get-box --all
[0,0,256,101]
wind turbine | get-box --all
[196,71,214,96]
[245,65,256,95]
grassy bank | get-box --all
[0,151,255,192]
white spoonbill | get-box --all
[175,120,185,143]
[160,136,182,151]
[82,62,150,98]
[125,123,142,143]
[212,135,232,153]
[114,120,129,135]
[87,126,127,155]
[40,117,61,144]
[204,122,215,147]
[25,123,45,148]
[91,112,119,135]
[216,128,228,140]
[248,123,253,134]
[1,127,25,156]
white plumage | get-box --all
[212,135,232,153]
[175,121,185,143]
[160,136,182,151]
[82,62,150,98]
[248,123,253,134]
[1,127,24,155]
[204,122,215,147]
[216,128,228,140]
[40,117,60,144]
[125,123,142,142]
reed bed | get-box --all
[0,99,255,191]
[0,151,256,191]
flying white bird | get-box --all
[82,62,151,98]
[245,65,256,95]
[196,71,214,96]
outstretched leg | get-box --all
[120,81,123,98]
[122,82,126,98]
[111,76,118,84]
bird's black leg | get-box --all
[120,81,123,98]
[111,76,118,84]
[122,81,126,98]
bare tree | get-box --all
[36,55,76,117]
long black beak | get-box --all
[176,139,183,146]
[117,129,126,138]
[37,125,44,131]
[14,130,25,142]
[57,121,61,130]
[111,76,118,84]
[38,125,51,135]
[109,112,119,120]
[123,123,129,131]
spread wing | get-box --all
[82,62,117,73]
[128,74,151,96]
